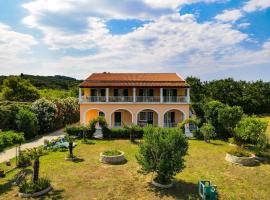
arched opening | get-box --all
[85,109,105,125]
[163,109,185,128]
[137,109,158,127]
[111,109,133,128]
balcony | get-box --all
[80,95,189,103]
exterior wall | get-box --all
[85,109,101,124]
[84,88,91,97]
[80,103,189,127]
[177,88,186,96]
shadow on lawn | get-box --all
[147,180,199,200]
[0,168,32,195]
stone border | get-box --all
[225,153,257,166]
[151,179,173,189]
[100,151,125,164]
[18,185,52,198]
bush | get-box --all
[193,130,204,140]
[234,117,268,148]
[0,131,24,151]
[31,98,57,133]
[136,126,188,184]
[19,178,51,194]
[227,147,252,157]
[18,150,32,167]
[16,109,39,140]
[201,123,215,143]
[0,104,20,131]
[124,124,143,142]
[65,125,93,138]
[2,76,40,102]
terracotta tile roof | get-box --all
[79,73,189,88]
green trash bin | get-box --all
[198,180,217,200]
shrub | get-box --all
[16,109,39,140]
[19,178,51,194]
[234,117,268,148]
[227,147,252,157]
[18,150,32,167]
[0,131,24,151]
[136,126,188,184]
[200,123,215,143]
[2,76,40,102]
[65,125,92,138]
[31,98,57,133]
[0,104,20,131]
[193,130,204,140]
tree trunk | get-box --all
[69,142,73,158]
[32,158,39,183]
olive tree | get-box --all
[136,126,188,185]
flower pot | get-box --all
[18,185,52,198]
[225,153,257,166]
[100,151,125,164]
[151,179,173,189]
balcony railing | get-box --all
[80,96,189,103]
[109,96,133,102]
[136,96,160,102]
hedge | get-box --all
[65,125,94,138]
[0,131,24,151]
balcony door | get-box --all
[113,89,128,96]
[139,88,154,96]
[164,112,175,125]
[163,89,177,102]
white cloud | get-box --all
[215,9,243,22]
[237,22,250,29]
[243,0,270,12]
[0,23,38,72]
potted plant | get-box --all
[136,126,188,188]
[100,150,125,164]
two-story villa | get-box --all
[79,73,191,136]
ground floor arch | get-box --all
[136,109,159,127]
[85,109,105,125]
[110,109,133,127]
[163,109,185,128]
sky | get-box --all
[0,0,269,81]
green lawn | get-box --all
[0,139,270,200]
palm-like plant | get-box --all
[65,134,75,158]
[26,147,46,183]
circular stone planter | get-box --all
[225,153,257,166]
[151,179,173,189]
[100,151,125,164]
[18,185,52,198]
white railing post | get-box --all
[133,88,136,102]
[187,88,190,103]
[160,88,163,103]
[79,88,82,102]
[106,88,109,102]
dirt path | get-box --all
[0,129,65,163]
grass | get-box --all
[0,139,270,200]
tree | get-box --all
[26,147,46,183]
[218,105,243,135]
[16,109,39,140]
[204,100,225,136]
[186,76,205,102]
[31,98,57,133]
[136,126,188,185]
[234,117,268,148]
[200,123,215,143]
[2,76,40,102]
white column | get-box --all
[79,88,82,101]
[160,88,163,103]
[106,88,109,102]
[133,88,136,102]
[187,88,190,103]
